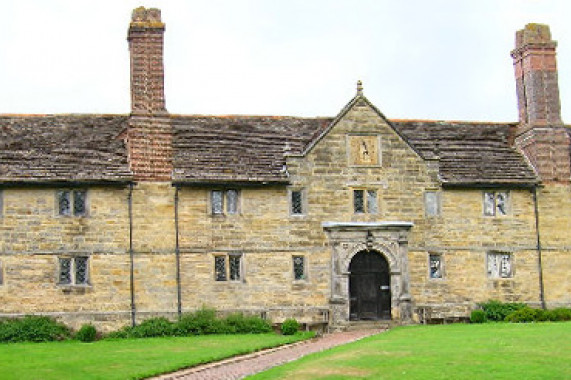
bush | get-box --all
[0,316,71,343]
[76,324,97,342]
[470,309,487,324]
[280,319,300,335]
[506,307,571,323]
[224,313,272,334]
[546,308,571,321]
[479,300,527,321]
[129,317,175,338]
[176,308,225,335]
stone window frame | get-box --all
[214,252,243,282]
[292,255,307,281]
[56,189,88,217]
[424,191,441,217]
[210,189,240,216]
[483,191,510,217]
[428,253,444,279]
[57,255,90,286]
[486,251,514,279]
[289,188,307,216]
[352,188,378,214]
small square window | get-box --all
[57,189,87,217]
[293,256,305,280]
[425,191,440,217]
[211,189,240,215]
[487,252,513,278]
[429,254,443,279]
[290,190,304,215]
[59,257,89,285]
[214,254,243,281]
[484,191,509,216]
[353,189,377,214]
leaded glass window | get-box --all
[212,190,224,215]
[291,190,303,215]
[367,190,378,214]
[229,255,241,281]
[484,191,509,216]
[59,258,72,284]
[353,190,364,213]
[73,190,87,216]
[226,189,238,214]
[487,252,513,278]
[293,256,305,280]
[429,254,442,279]
[214,256,226,281]
[75,257,88,284]
[58,190,71,216]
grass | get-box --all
[0,332,313,380]
[249,322,571,380]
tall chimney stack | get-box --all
[511,24,570,183]
[128,7,166,115]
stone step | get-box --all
[343,320,393,331]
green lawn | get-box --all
[0,332,313,380]
[249,323,571,380]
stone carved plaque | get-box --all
[348,135,380,166]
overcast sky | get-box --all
[1,0,570,122]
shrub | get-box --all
[505,307,543,323]
[281,319,300,335]
[470,309,487,324]
[0,316,71,343]
[176,308,225,335]
[224,313,272,334]
[546,308,571,321]
[129,317,175,338]
[479,300,527,321]
[76,324,97,342]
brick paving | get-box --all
[151,329,385,380]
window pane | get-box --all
[353,190,364,213]
[293,256,305,280]
[59,258,72,284]
[75,257,88,284]
[58,191,71,216]
[214,256,226,281]
[367,190,377,214]
[73,190,87,216]
[500,254,512,278]
[291,191,303,215]
[487,253,498,277]
[226,189,238,214]
[496,192,508,215]
[429,255,442,279]
[229,255,241,281]
[483,192,496,216]
[212,190,223,215]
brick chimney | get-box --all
[128,7,166,115]
[511,24,570,183]
[126,7,172,181]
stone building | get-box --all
[0,8,570,330]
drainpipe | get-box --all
[532,185,546,309]
[128,183,137,326]
[174,186,182,319]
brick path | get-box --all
[151,329,384,380]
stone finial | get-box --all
[356,80,363,96]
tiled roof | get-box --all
[0,115,132,184]
[171,115,331,183]
[392,120,538,185]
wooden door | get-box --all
[349,250,391,320]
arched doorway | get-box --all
[349,250,391,320]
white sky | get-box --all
[1,0,570,122]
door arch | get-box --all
[349,250,391,320]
